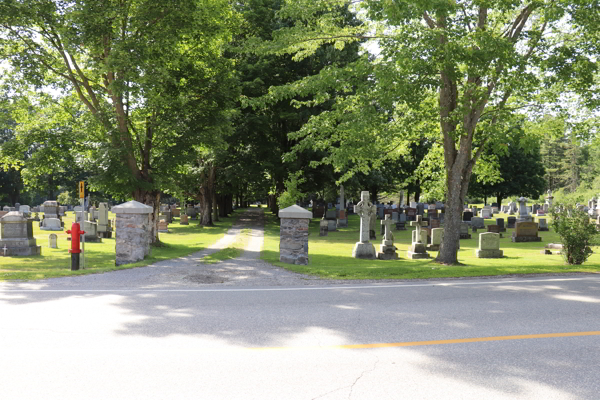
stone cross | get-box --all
[381,214,394,241]
[518,197,529,217]
[409,215,428,243]
[354,191,375,243]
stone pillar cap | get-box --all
[112,200,154,214]
[279,205,313,219]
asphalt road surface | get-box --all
[1,275,599,400]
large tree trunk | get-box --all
[133,189,161,244]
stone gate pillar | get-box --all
[112,200,153,266]
[279,205,312,265]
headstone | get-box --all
[481,207,492,219]
[412,228,428,245]
[327,218,337,232]
[278,205,312,265]
[430,218,441,229]
[19,205,31,217]
[171,208,181,218]
[83,221,102,242]
[161,210,173,224]
[186,205,197,219]
[40,218,63,231]
[158,220,169,233]
[352,191,376,259]
[97,203,113,238]
[377,215,398,260]
[41,200,63,230]
[405,207,417,222]
[475,233,503,258]
[416,203,425,216]
[507,216,516,229]
[48,233,58,249]
[377,206,384,220]
[427,228,443,251]
[312,206,325,219]
[407,215,430,259]
[471,216,485,229]
[496,218,506,232]
[538,218,549,231]
[463,211,473,222]
[512,221,542,242]
[487,225,502,238]
[395,221,406,231]
[410,201,417,208]
[74,206,82,212]
[337,209,347,228]
[180,214,189,225]
[0,212,41,256]
[319,218,328,236]
[391,211,398,222]
[491,203,499,208]
[113,200,154,266]
[428,209,439,220]
[460,223,472,239]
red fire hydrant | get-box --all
[66,222,85,271]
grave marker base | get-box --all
[352,242,376,259]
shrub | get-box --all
[550,204,599,265]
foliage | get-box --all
[57,191,75,206]
[277,172,305,209]
[551,204,599,265]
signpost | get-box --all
[79,181,85,269]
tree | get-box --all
[249,0,598,264]
[468,130,546,206]
[1,0,238,241]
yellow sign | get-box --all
[79,181,85,199]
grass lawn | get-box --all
[0,210,243,281]
[261,210,600,280]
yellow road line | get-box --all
[249,331,600,351]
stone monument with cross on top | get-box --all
[352,191,376,259]
[377,214,398,260]
[407,215,430,259]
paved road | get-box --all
[1,276,599,399]
[1,209,599,399]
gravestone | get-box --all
[507,216,516,229]
[0,212,41,256]
[319,218,328,236]
[158,220,169,233]
[19,205,31,218]
[395,221,406,231]
[460,223,471,239]
[377,206,385,220]
[171,208,181,218]
[538,218,549,231]
[496,218,506,232]
[369,205,377,240]
[428,209,439,220]
[512,221,542,242]
[487,225,503,238]
[407,216,430,259]
[48,233,58,249]
[97,203,113,238]
[40,200,63,231]
[352,191,376,259]
[430,218,441,229]
[405,207,417,222]
[391,211,398,222]
[83,221,102,243]
[279,205,312,265]
[481,207,492,219]
[377,215,398,260]
[180,214,189,225]
[517,197,532,222]
[463,211,473,222]
[412,229,428,245]
[161,210,173,224]
[327,218,337,232]
[186,205,197,219]
[325,209,337,220]
[475,233,503,258]
[428,228,443,251]
[337,207,347,229]
[312,206,325,219]
[113,200,153,266]
[471,217,485,229]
